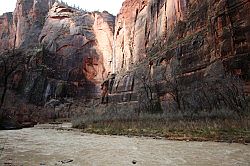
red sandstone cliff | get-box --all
[111,0,250,111]
[39,3,115,96]
[113,0,189,71]
[0,0,115,123]
[0,0,115,99]
[0,0,56,50]
[113,0,249,73]
[0,12,15,50]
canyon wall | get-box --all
[0,12,15,50]
[0,0,56,50]
[39,3,115,97]
[113,0,188,71]
[113,0,249,71]
[110,0,250,111]
[0,0,115,123]
[0,0,115,100]
[0,0,250,123]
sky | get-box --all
[0,0,124,15]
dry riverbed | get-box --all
[0,123,250,166]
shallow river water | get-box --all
[0,123,249,166]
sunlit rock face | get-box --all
[113,0,146,71]
[13,0,55,48]
[39,3,115,96]
[0,0,56,51]
[0,13,15,50]
[0,0,249,119]
[113,0,188,71]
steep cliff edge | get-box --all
[113,0,188,71]
[0,12,15,50]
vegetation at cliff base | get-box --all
[72,104,250,143]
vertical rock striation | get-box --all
[113,0,249,72]
[0,0,115,122]
[113,0,189,71]
[110,0,250,111]
[0,12,15,50]
[13,0,56,48]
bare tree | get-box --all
[169,71,249,116]
[161,65,184,111]
[163,55,184,111]
[135,70,162,114]
[210,73,248,115]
